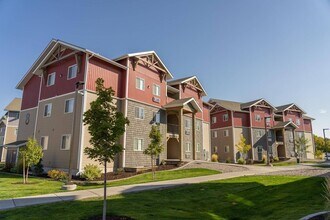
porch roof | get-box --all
[272,121,298,130]
[5,140,27,148]
[164,97,202,112]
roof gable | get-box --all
[164,97,202,112]
[168,76,207,96]
[276,103,306,114]
[241,98,277,110]
[4,98,22,112]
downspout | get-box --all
[33,74,44,139]
[249,107,254,161]
[231,110,236,163]
[2,115,9,162]
[122,58,130,168]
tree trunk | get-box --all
[151,155,155,180]
[103,161,107,220]
[22,156,26,184]
[26,164,29,184]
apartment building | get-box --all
[209,98,315,163]
[8,39,211,174]
[0,98,21,162]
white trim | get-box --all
[127,98,164,110]
[67,64,78,80]
[122,57,130,168]
[46,72,56,87]
[60,134,71,150]
[20,106,38,112]
[210,126,233,130]
[33,42,60,74]
[64,98,75,114]
[231,111,236,163]
[33,75,43,139]
[39,91,76,103]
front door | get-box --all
[257,146,263,161]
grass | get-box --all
[0,175,326,220]
[0,168,219,199]
[77,168,220,189]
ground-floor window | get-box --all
[224,145,229,153]
[134,138,143,151]
[40,136,49,150]
[257,145,263,160]
[185,142,191,152]
[61,135,71,150]
[196,143,201,152]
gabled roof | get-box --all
[5,140,27,148]
[16,39,127,90]
[167,76,207,96]
[303,115,315,120]
[275,103,306,114]
[209,99,248,113]
[241,98,277,110]
[272,121,298,129]
[163,97,202,112]
[114,51,173,79]
[4,98,22,112]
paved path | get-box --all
[0,164,311,211]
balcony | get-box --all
[167,123,179,139]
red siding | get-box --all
[40,54,86,100]
[284,111,304,131]
[180,85,203,119]
[250,107,273,128]
[210,110,232,129]
[21,75,41,110]
[303,119,312,132]
[233,112,250,127]
[128,60,167,107]
[87,57,125,98]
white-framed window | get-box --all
[297,132,304,138]
[47,72,56,86]
[67,64,77,80]
[136,77,145,90]
[0,136,4,146]
[43,103,52,117]
[288,118,293,122]
[256,130,262,138]
[14,129,18,136]
[296,119,301,126]
[40,136,49,150]
[223,113,228,122]
[153,111,161,123]
[212,131,218,138]
[213,146,218,152]
[64,99,75,113]
[211,116,217,124]
[185,119,191,129]
[135,107,145,119]
[153,84,161,96]
[185,142,191,152]
[225,145,229,153]
[255,114,261,122]
[196,143,201,152]
[223,130,229,137]
[134,138,143,151]
[196,121,201,131]
[60,135,71,150]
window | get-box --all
[64,99,74,113]
[185,142,191,152]
[267,131,272,138]
[61,135,71,150]
[14,129,18,136]
[153,84,160,96]
[135,107,145,119]
[296,119,301,126]
[213,146,218,152]
[212,131,218,138]
[256,130,262,138]
[298,132,304,138]
[196,121,201,131]
[288,118,293,122]
[134,138,143,151]
[153,111,161,123]
[223,113,228,122]
[185,119,191,129]
[211,116,217,124]
[47,72,56,86]
[196,143,201,152]
[223,130,229,137]
[255,114,261,122]
[225,145,229,153]
[67,64,77,79]
[40,136,48,150]
[0,136,4,146]
[44,103,52,117]
[136,77,145,90]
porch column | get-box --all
[179,108,184,161]
[292,129,296,157]
[282,128,287,158]
[192,112,196,160]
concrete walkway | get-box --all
[0,165,302,211]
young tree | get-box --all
[83,78,129,220]
[295,136,310,163]
[143,125,163,180]
[235,135,251,161]
[19,138,43,184]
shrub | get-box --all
[32,159,44,176]
[47,169,68,181]
[81,164,102,181]
[3,162,14,172]
[246,159,254,165]
[160,159,166,166]
[237,158,245,165]
[262,155,267,163]
[211,154,218,162]
[315,149,324,159]
[226,158,231,163]
[273,156,279,162]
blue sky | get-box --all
[0,0,329,136]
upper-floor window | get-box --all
[288,118,293,122]
[213,146,218,153]
[196,121,201,131]
[14,129,18,136]
[185,119,191,129]
[223,130,229,137]
[135,107,145,119]
[185,142,191,152]
[153,84,160,96]
[212,131,218,138]
[67,64,77,80]
[256,130,262,138]
[223,113,228,122]
[255,114,261,122]
[44,103,52,117]
[211,116,217,124]
[136,77,145,91]
[65,99,74,113]
[40,136,49,150]
[47,72,56,86]
[225,145,230,153]
[196,143,201,152]
[60,134,71,150]
[153,111,161,124]
[296,119,301,126]
[134,138,143,151]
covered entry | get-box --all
[272,121,297,159]
[4,140,27,165]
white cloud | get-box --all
[320,109,327,114]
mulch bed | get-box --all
[88,215,134,220]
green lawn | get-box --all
[0,168,219,199]
[0,175,326,220]
[77,168,220,189]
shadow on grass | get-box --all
[0,175,328,220]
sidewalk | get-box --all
[0,165,295,211]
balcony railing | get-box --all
[167,123,179,135]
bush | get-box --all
[211,154,218,162]
[226,158,231,163]
[47,169,68,181]
[81,164,102,181]
[246,159,254,165]
[262,155,267,163]
[315,149,324,159]
[273,156,279,162]
[3,162,14,172]
[237,158,245,165]
[32,159,44,176]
